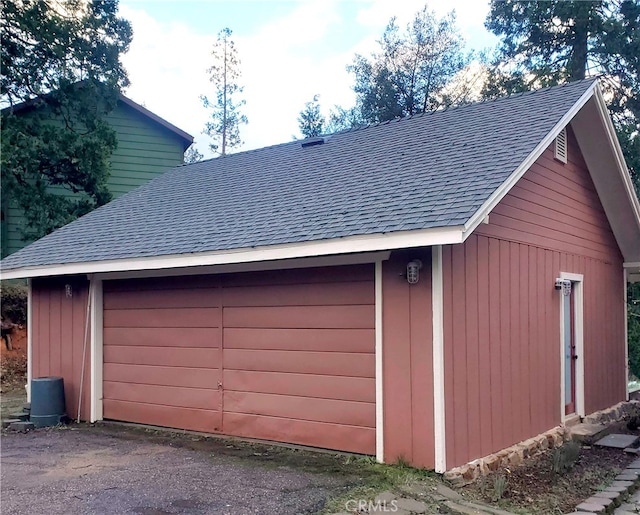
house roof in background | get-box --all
[2,88,193,150]
[117,94,193,150]
[2,78,639,279]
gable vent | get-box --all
[554,127,568,163]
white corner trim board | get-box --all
[375,261,384,463]
[432,245,447,473]
[0,226,465,281]
[26,278,33,402]
[625,268,630,401]
[89,278,103,423]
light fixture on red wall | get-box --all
[407,260,423,285]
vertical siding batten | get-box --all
[432,245,447,473]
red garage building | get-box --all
[2,78,639,472]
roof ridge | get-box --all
[182,78,598,165]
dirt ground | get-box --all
[459,426,637,514]
[0,326,27,392]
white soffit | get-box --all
[571,90,640,263]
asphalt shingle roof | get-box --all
[1,79,596,271]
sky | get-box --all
[118,0,498,157]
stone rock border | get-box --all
[444,426,570,485]
[582,401,640,426]
[565,458,640,514]
[444,401,640,485]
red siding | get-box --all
[383,249,434,468]
[443,127,625,468]
[102,265,375,454]
[31,277,91,421]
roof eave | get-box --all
[0,225,466,280]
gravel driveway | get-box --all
[1,426,351,514]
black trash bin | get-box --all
[30,377,66,427]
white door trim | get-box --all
[559,272,585,422]
[26,278,33,402]
[89,277,104,423]
[375,260,384,462]
[432,245,446,472]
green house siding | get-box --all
[2,101,190,257]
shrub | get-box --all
[552,441,581,474]
[1,283,28,325]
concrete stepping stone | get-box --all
[444,500,491,514]
[592,491,619,500]
[594,434,639,449]
[7,421,35,432]
[2,418,22,429]
[582,497,614,509]
[435,483,464,501]
[8,411,29,422]
[617,473,640,481]
[575,502,606,513]
[395,498,427,513]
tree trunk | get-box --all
[568,3,592,81]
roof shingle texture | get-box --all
[1,79,595,271]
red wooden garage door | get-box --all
[102,265,376,454]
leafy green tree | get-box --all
[484,0,640,378]
[348,5,468,124]
[1,0,132,242]
[201,28,247,156]
[298,95,325,138]
[184,145,204,164]
[484,0,639,194]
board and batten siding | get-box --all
[443,126,625,469]
[31,277,91,421]
[102,265,376,454]
[2,101,186,257]
[382,249,435,468]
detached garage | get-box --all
[3,79,640,473]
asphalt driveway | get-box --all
[0,425,352,515]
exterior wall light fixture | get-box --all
[407,260,423,285]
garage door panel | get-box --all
[224,391,374,428]
[104,288,220,310]
[223,305,374,329]
[106,275,220,292]
[104,381,220,410]
[223,327,373,353]
[103,327,219,349]
[103,399,221,433]
[224,349,374,378]
[224,370,375,403]
[222,281,373,307]
[103,264,375,455]
[223,412,375,455]
[220,264,374,287]
[104,363,219,389]
[104,345,220,369]
[104,307,220,328]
